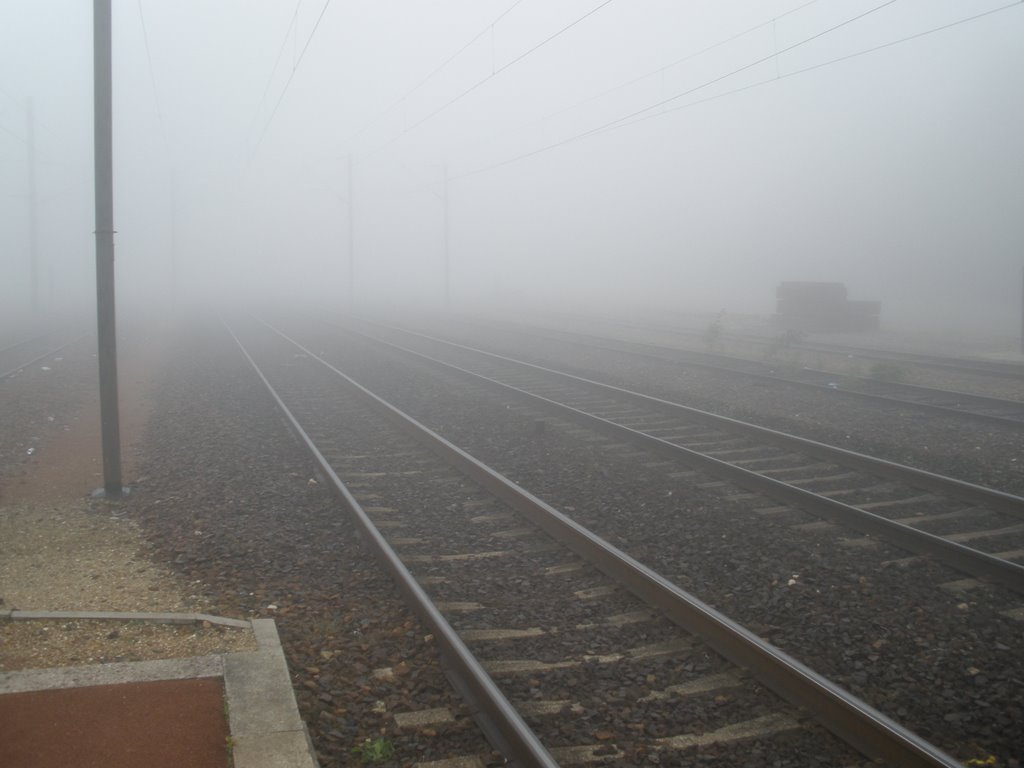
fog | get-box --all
[2,0,1023,335]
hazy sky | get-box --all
[2,0,1022,333]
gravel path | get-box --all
[0,336,97,501]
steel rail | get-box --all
[0,336,89,381]
[553,312,1024,380]
[334,320,1024,595]
[0,331,49,357]
[226,322,558,768]
[475,320,1024,427]
[255,318,962,767]
[769,337,1024,380]
[351,318,1024,517]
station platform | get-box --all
[0,615,318,768]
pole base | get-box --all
[90,486,131,499]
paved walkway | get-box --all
[1,677,230,768]
[0,616,318,768]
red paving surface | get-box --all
[0,677,231,768]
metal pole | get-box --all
[443,161,450,309]
[347,154,354,307]
[27,99,39,315]
[93,0,123,498]
[169,170,177,297]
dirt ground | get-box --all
[0,326,255,670]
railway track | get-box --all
[551,313,1024,383]
[451,320,1024,427]
[324,318,1024,598]
[229,318,960,767]
[0,332,49,357]
[0,332,88,381]
[268,313,1024,763]
[741,331,1024,382]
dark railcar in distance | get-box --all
[774,282,880,332]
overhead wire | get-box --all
[345,0,527,147]
[0,89,35,146]
[453,0,1024,182]
[136,0,171,157]
[360,0,619,162]
[245,0,304,146]
[453,0,903,180]
[0,88,27,145]
[446,0,821,171]
[251,0,334,159]
[535,0,821,128]
[0,122,28,145]
[0,90,89,173]
[606,0,1024,137]
[576,1,900,136]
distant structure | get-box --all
[774,282,880,333]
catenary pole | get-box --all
[93,0,123,497]
[27,99,39,315]
[443,161,450,308]
[169,170,177,296]
[347,154,355,307]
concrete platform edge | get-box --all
[2,609,250,628]
[226,618,319,768]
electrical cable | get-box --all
[454,0,1023,182]
[0,122,28,145]
[0,99,87,173]
[535,0,820,128]
[607,0,1024,137]
[136,0,171,157]
[446,0,820,173]
[251,0,334,158]
[346,0,527,147]
[245,0,304,146]
[453,0,908,180]
[360,0,618,162]
[584,0,899,137]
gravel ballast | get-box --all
[377,315,1024,496]
[281,315,1022,767]
[98,322,500,767]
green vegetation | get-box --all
[763,328,804,366]
[702,310,726,351]
[353,737,395,764]
[868,359,908,382]
[764,328,803,356]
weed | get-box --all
[764,328,804,358]
[702,310,726,352]
[352,737,395,764]
[223,700,235,766]
[869,360,907,382]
